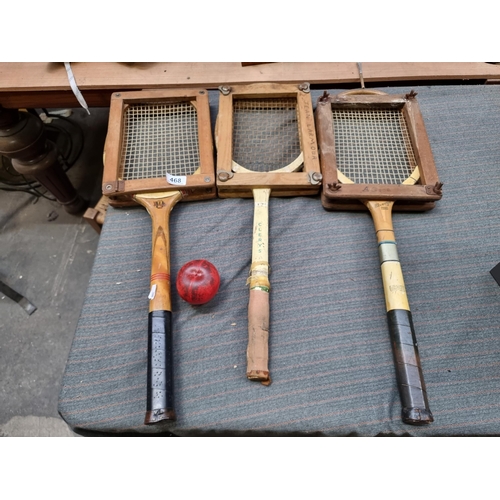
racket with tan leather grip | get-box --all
[325,89,434,425]
[234,98,304,386]
[102,90,215,424]
[216,83,320,385]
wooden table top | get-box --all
[1,62,499,108]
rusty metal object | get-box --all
[0,108,45,161]
[12,140,86,214]
[0,105,86,214]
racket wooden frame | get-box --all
[102,88,215,206]
[102,89,215,425]
[216,82,322,198]
[316,89,442,212]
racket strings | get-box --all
[332,108,417,184]
[119,102,200,180]
[232,98,302,172]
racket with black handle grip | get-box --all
[120,100,201,424]
[332,90,433,425]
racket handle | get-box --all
[144,310,176,424]
[247,288,271,385]
[387,309,433,425]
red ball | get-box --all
[176,259,220,305]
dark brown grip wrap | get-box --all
[144,310,176,424]
[387,309,433,425]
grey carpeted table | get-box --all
[59,85,500,436]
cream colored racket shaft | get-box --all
[247,188,271,385]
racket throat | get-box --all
[364,199,396,243]
[135,191,181,312]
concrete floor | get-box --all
[0,107,109,436]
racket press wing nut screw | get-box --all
[319,91,330,103]
[425,182,443,195]
[103,180,125,193]
[218,170,234,182]
[308,171,323,185]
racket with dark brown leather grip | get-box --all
[330,89,433,425]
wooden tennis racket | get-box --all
[102,89,215,424]
[216,83,321,385]
[317,89,439,425]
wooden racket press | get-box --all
[316,89,443,211]
[216,82,322,198]
[103,89,215,205]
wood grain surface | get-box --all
[1,62,499,108]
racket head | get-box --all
[102,89,215,206]
[316,89,442,211]
[231,97,304,174]
[216,83,321,198]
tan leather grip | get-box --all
[246,288,271,385]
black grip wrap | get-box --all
[387,309,434,425]
[144,310,176,424]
